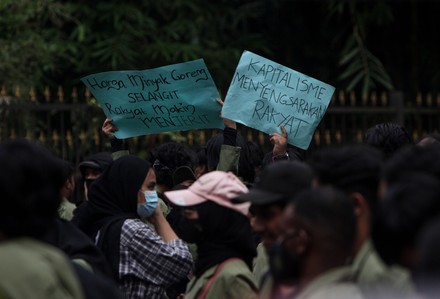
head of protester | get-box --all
[79,151,112,201]
[234,160,314,250]
[0,139,85,299]
[84,154,192,298]
[165,171,259,299]
[309,144,383,254]
[150,142,197,193]
[364,122,413,159]
[266,187,360,299]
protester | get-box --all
[78,151,112,202]
[233,160,313,287]
[75,154,193,298]
[0,139,123,299]
[165,171,259,299]
[265,187,362,299]
[373,172,440,272]
[309,144,414,298]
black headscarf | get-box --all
[78,155,151,281]
[193,201,257,277]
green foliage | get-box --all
[331,1,394,96]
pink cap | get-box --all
[164,171,250,216]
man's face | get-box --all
[251,203,285,250]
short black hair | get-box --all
[372,172,440,268]
[309,144,383,212]
[150,142,196,189]
[382,143,440,187]
[0,139,64,238]
[291,187,356,256]
[364,122,413,158]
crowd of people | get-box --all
[1,107,440,299]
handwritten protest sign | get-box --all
[222,51,335,150]
[81,59,223,139]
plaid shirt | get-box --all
[119,219,192,299]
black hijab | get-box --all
[193,201,257,277]
[82,155,151,281]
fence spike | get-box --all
[380,92,388,106]
[14,86,21,99]
[361,92,368,106]
[52,130,59,144]
[38,131,45,143]
[335,130,342,143]
[66,131,73,147]
[79,131,87,142]
[338,90,345,106]
[57,86,64,103]
[44,86,51,102]
[259,131,265,146]
[325,129,331,145]
[357,130,363,142]
[350,91,356,107]
[29,87,37,102]
[416,92,422,107]
[187,131,194,145]
[371,91,377,106]
[0,85,6,97]
[427,93,433,107]
[71,87,78,103]
[314,131,320,146]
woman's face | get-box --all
[137,169,157,204]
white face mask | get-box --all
[137,190,159,219]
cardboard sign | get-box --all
[81,59,223,138]
[222,51,335,150]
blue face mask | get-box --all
[137,190,159,219]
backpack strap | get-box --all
[197,258,240,299]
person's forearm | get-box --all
[149,213,179,242]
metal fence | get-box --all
[1,85,440,166]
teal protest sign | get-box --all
[222,51,335,150]
[81,59,223,139]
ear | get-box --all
[295,228,310,255]
[351,192,368,217]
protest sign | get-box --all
[81,59,223,139]
[222,51,335,150]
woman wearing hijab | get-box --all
[165,171,258,299]
[83,155,193,299]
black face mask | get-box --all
[268,241,301,282]
[85,178,95,191]
[176,217,203,244]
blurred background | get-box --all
[1,0,440,164]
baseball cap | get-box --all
[164,171,250,216]
[233,160,313,205]
[79,152,112,178]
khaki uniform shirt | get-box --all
[260,267,362,299]
[352,239,415,299]
[0,238,84,299]
[253,242,269,286]
[185,259,258,299]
